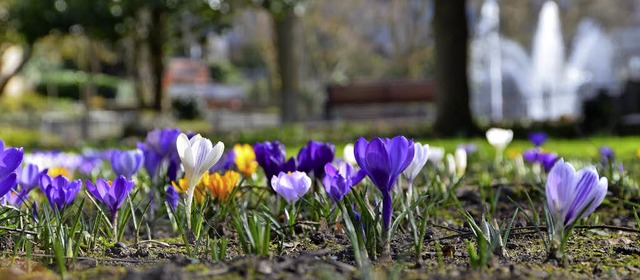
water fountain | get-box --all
[471,0,617,122]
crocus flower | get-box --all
[137,128,181,180]
[171,177,207,205]
[457,143,477,155]
[322,162,366,203]
[166,184,179,211]
[2,189,29,207]
[546,159,607,228]
[206,170,240,202]
[18,163,45,192]
[233,144,258,177]
[343,144,357,166]
[110,149,144,179]
[210,150,236,173]
[486,128,513,150]
[85,176,135,219]
[428,147,445,164]
[296,140,335,179]
[0,140,23,181]
[455,147,467,176]
[529,132,548,147]
[254,141,297,186]
[39,174,81,211]
[354,136,414,230]
[523,149,559,172]
[271,171,312,204]
[446,154,456,177]
[176,133,224,228]
[402,142,429,197]
[0,173,17,200]
[600,146,614,164]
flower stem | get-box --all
[185,181,195,230]
[112,211,118,243]
[379,192,393,262]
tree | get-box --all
[433,0,476,136]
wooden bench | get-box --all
[325,80,437,120]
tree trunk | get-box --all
[273,11,301,123]
[149,7,168,113]
[0,46,32,96]
[433,0,476,136]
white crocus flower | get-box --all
[176,133,224,229]
[446,154,456,178]
[486,128,513,150]
[454,147,467,176]
[343,143,357,166]
[428,147,445,164]
[486,128,513,164]
[402,143,429,199]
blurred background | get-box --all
[1,0,640,148]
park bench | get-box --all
[325,80,437,120]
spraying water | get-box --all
[471,0,617,121]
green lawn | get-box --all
[286,136,640,161]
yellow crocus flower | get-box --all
[171,177,207,205]
[48,167,71,178]
[206,171,240,202]
[233,144,258,177]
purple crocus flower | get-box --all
[86,176,135,219]
[78,150,103,175]
[523,148,559,172]
[254,141,297,186]
[546,159,607,228]
[18,163,45,192]
[209,150,236,173]
[297,141,335,179]
[2,188,30,207]
[271,171,312,204]
[110,149,144,179]
[457,143,477,155]
[600,146,614,164]
[354,136,415,229]
[166,184,179,211]
[0,173,17,200]
[0,140,23,181]
[39,174,82,211]
[137,128,181,180]
[528,132,548,147]
[322,162,366,203]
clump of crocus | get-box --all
[354,136,414,260]
[402,142,429,198]
[271,171,312,204]
[545,159,607,261]
[207,170,240,202]
[86,176,135,241]
[39,174,82,211]
[233,144,258,177]
[296,140,335,179]
[110,149,144,179]
[254,141,296,187]
[486,128,513,164]
[528,131,548,147]
[210,150,236,173]
[322,162,365,203]
[176,133,224,229]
